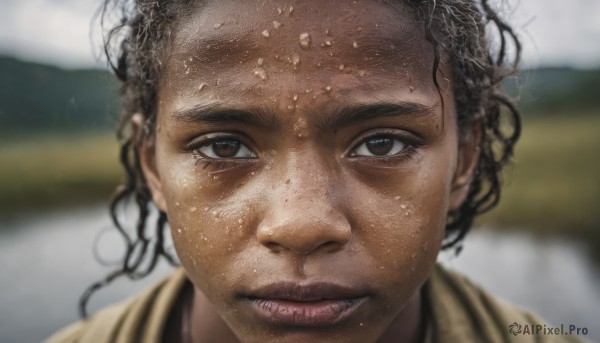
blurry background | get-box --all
[1,0,599,342]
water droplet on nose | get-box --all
[191,207,197,212]
[257,57,264,66]
[261,29,270,38]
[254,68,268,80]
[352,41,359,49]
[198,83,207,91]
[291,52,300,70]
[299,32,311,49]
[339,64,345,70]
[273,20,282,29]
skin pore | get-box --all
[138,0,478,342]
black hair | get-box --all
[80,0,521,318]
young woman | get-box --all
[48,0,589,342]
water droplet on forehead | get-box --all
[339,64,345,70]
[190,207,197,212]
[261,29,270,38]
[254,68,268,80]
[299,32,312,49]
[352,41,359,49]
[273,20,282,29]
[291,52,301,70]
[257,57,264,66]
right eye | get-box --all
[195,139,257,159]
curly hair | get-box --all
[80,0,521,317]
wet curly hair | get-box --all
[80,0,521,317]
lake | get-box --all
[1,206,598,342]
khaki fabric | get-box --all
[46,265,592,343]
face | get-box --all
[140,1,477,342]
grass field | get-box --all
[1,115,599,245]
[0,133,121,212]
[479,114,600,243]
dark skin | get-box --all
[138,1,479,342]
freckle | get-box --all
[261,29,270,38]
[190,207,197,212]
[352,41,359,49]
[299,32,311,49]
[339,64,345,70]
[257,57,264,66]
[214,22,223,29]
[273,20,282,29]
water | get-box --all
[0,207,598,342]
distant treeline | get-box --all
[1,55,599,137]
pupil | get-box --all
[366,137,393,156]
[213,140,241,157]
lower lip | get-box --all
[248,297,367,326]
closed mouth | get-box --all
[242,282,369,326]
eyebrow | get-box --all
[171,101,435,130]
[172,104,279,129]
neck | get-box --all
[376,289,426,343]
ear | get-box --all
[448,124,481,212]
[132,113,168,212]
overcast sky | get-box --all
[0,0,599,69]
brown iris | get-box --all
[365,137,394,156]
[212,140,241,158]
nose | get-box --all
[256,156,351,255]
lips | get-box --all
[242,282,369,326]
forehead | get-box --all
[159,0,445,111]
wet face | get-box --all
[140,0,476,342]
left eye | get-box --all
[196,139,257,159]
[351,136,406,157]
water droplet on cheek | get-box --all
[254,68,268,80]
[352,41,359,49]
[190,207,197,212]
[257,58,264,66]
[291,53,301,70]
[299,32,311,49]
[198,83,207,91]
[339,64,345,70]
[273,20,282,29]
[261,29,270,38]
